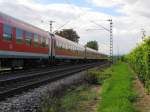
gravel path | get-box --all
[0,71,87,112]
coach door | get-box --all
[48,37,51,58]
[51,36,55,58]
[49,34,55,64]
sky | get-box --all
[0,0,150,55]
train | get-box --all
[0,12,108,69]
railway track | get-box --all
[0,62,108,101]
[0,63,69,75]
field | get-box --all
[41,84,100,112]
[97,63,137,112]
[41,62,143,112]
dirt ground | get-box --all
[84,85,101,112]
[134,77,150,112]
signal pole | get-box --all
[50,20,55,33]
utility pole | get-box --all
[49,20,55,33]
[141,28,146,41]
[87,19,113,64]
[108,19,113,64]
[117,45,119,61]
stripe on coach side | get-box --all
[0,50,49,59]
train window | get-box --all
[58,41,60,49]
[56,41,58,46]
[46,38,49,47]
[65,44,67,49]
[62,43,64,49]
[58,41,61,48]
[3,24,12,41]
[64,44,66,49]
[57,41,60,48]
[61,43,63,49]
[16,28,23,44]
[72,45,74,50]
[34,33,38,47]
[71,46,73,51]
[69,45,71,50]
[26,32,32,46]
[60,42,63,49]
[41,37,46,47]
[64,43,68,50]
[63,43,65,49]
[56,41,58,48]
[66,44,68,50]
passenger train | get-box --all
[0,12,107,68]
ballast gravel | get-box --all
[0,71,87,112]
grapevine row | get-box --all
[126,37,150,92]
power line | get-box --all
[90,20,110,32]
[54,20,72,32]
[56,0,113,60]
[40,0,87,33]
[86,19,113,64]
[54,0,81,31]
[86,28,105,31]
[55,0,87,30]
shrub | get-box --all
[87,69,111,85]
[126,36,150,92]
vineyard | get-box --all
[126,36,150,92]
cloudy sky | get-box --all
[0,0,149,55]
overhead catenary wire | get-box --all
[90,20,110,32]
[86,19,113,64]
[54,0,88,31]
[65,0,110,31]
[54,0,112,58]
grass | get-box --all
[87,68,111,85]
[41,85,98,112]
[60,85,97,112]
[97,62,137,112]
[41,62,137,112]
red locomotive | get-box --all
[0,12,107,69]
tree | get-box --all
[55,29,80,43]
[85,41,99,51]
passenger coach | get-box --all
[0,12,107,69]
[55,35,85,62]
[0,12,54,68]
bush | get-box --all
[87,69,111,85]
[126,36,150,92]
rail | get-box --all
[0,61,109,101]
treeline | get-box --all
[126,37,150,92]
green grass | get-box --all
[87,68,111,85]
[41,85,98,112]
[60,85,97,112]
[97,63,137,112]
